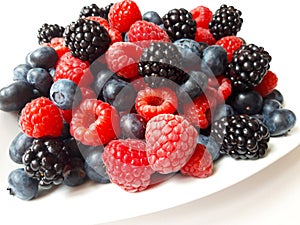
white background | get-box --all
[0,0,300,225]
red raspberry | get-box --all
[85,16,110,28]
[135,87,178,121]
[216,36,244,62]
[254,70,278,97]
[105,42,143,79]
[207,76,232,103]
[19,97,63,138]
[42,37,70,58]
[54,52,93,87]
[70,99,120,146]
[190,5,212,29]
[103,139,154,192]
[128,20,171,44]
[145,114,198,174]
[108,0,142,33]
[194,27,216,45]
[180,144,213,178]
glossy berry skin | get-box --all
[120,113,147,139]
[254,70,278,97]
[27,46,58,69]
[142,11,163,25]
[213,103,234,121]
[13,64,32,82]
[194,27,216,45]
[9,132,34,164]
[93,69,116,100]
[215,36,244,62]
[50,79,82,110]
[262,99,282,116]
[7,168,39,201]
[63,157,87,187]
[190,5,212,29]
[264,89,284,104]
[26,68,53,96]
[0,81,36,112]
[230,90,263,115]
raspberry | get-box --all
[194,27,216,45]
[108,0,142,33]
[42,37,70,58]
[19,97,63,138]
[102,139,154,192]
[180,144,213,178]
[128,20,170,43]
[105,42,143,79]
[254,70,278,97]
[190,5,213,29]
[145,114,198,174]
[135,87,178,121]
[70,99,120,146]
[207,76,232,103]
[53,52,93,87]
[85,16,110,28]
[216,36,244,62]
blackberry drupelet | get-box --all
[37,23,65,45]
[63,19,111,62]
[79,3,113,20]
[226,44,272,92]
[22,138,71,189]
[162,8,196,41]
[211,114,270,160]
[138,42,187,88]
[209,4,243,40]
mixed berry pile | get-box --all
[1,0,297,200]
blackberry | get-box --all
[79,3,113,20]
[63,18,111,62]
[22,138,71,189]
[138,42,187,88]
[162,8,196,41]
[226,44,272,92]
[209,4,243,40]
[37,23,65,44]
[211,114,270,160]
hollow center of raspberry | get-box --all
[146,96,164,106]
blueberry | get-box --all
[50,79,82,110]
[9,132,34,164]
[63,157,87,187]
[230,90,263,115]
[123,32,129,42]
[201,45,228,76]
[13,64,32,82]
[197,134,221,161]
[83,147,110,183]
[264,89,284,104]
[102,77,137,112]
[0,81,36,112]
[262,99,282,116]
[92,69,116,99]
[264,109,296,137]
[27,46,58,69]
[26,67,53,96]
[142,11,162,25]
[63,137,84,159]
[7,168,39,200]
[213,104,234,121]
[120,113,147,139]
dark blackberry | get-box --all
[138,42,187,88]
[22,138,71,189]
[37,23,65,44]
[162,8,196,41]
[79,3,113,20]
[226,44,272,92]
[211,114,270,160]
[63,18,111,62]
[209,4,243,40]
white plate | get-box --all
[0,1,299,225]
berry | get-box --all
[194,27,216,45]
[213,103,234,121]
[216,36,244,62]
[197,134,221,161]
[230,90,263,115]
[145,114,198,174]
[128,20,170,43]
[19,97,63,138]
[262,99,282,116]
[120,113,147,139]
[13,64,32,82]
[190,5,212,29]
[135,87,178,121]
[63,157,87,187]
[180,144,213,178]
[254,70,278,97]
[108,0,142,33]
[79,3,113,20]
[27,46,58,69]
[9,132,34,164]
[22,138,71,189]
[226,43,272,91]
[37,23,64,45]
[162,8,197,41]
[42,37,70,58]
[92,69,116,99]
[103,139,154,192]
[0,81,36,112]
[105,42,143,79]
[70,99,120,146]
[54,52,93,87]
[264,89,284,104]
[142,11,163,25]
[64,19,111,63]
[26,67,53,96]
[209,4,243,40]
[7,168,39,200]
[211,114,270,160]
